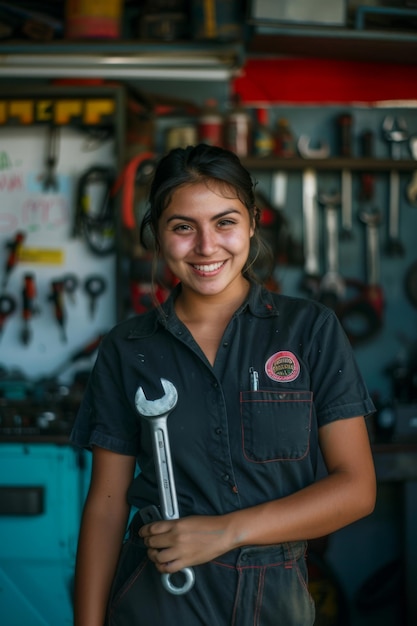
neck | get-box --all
[175,279,251,323]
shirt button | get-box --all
[222,473,230,482]
[215,428,222,435]
[223,342,229,347]
[212,381,218,388]
[241,554,248,562]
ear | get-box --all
[250,206,260,236]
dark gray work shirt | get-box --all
[70,282,375,516]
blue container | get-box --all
[0,444,91,626]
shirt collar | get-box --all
[244,281,280,318]
[126,281,278,339]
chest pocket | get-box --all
[240,390,313,462]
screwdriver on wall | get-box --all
[0,294,16,340]
[2,231,25,290]
[49,279,67,342]
[21,273,37,346]
[84,275,107,318]
[53,333,105,378]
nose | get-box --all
[195,227,217,255]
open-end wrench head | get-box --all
[318,192,341,208]
[410,136,417,160]
[359,209,382,227]
[382,115,408,146]
[135,378,178,417]
[298,135,330,159]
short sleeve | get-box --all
[70,332,140,456]
[307,308,375,426]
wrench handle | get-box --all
[302,168,320,276]
[140,504,195,595]
[149,420,180,520]
[162,569,195,596]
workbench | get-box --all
[372,443,417,626]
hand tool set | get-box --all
[0,235,108,345]
[0,87,121,430]
[284,112,417,350]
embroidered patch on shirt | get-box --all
[265,351,300,383]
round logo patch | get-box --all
[265,351,300,383]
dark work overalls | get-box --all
[71,282,375,625]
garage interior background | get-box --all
[1,1,417,625]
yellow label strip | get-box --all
[18,247,64,265]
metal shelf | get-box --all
[241,157,417,171]
[247,26,417,64]
[0,40,244,80]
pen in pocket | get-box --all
[249,367,259,391]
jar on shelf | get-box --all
[274,118,296,158]
[224,94,252,157]
[253,107,274,157]
[197,99,224,147]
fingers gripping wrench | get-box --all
[134,378,195,595]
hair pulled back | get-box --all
[140,143,271,281]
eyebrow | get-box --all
[165,208,242,224]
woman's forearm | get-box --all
[227,466,376,551]
[73,501,131,626]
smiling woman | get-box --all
[71,143,376,626]
[158,182,253,301]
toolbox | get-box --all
[0,443,91,625]
[249,0,346,27]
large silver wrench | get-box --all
[134,378,195,595]
[302,167,320,279]
[319,192,345,307]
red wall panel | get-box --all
[233,58,417,104]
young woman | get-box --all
[71,143,376,626]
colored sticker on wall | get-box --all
[265,351,300,383]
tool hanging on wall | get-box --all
[318,192,345,309]
[42,124,60,192]
[382,115,408,256]
[20,273,38,346]
[298,135,330,297]
[48,279,67,342]
[300,168,321,296]
[52,333,105,380]
[338,209,384,344]
[62,273,79,305]
[359,129,376,207]
[72,166,116,256]
[84,275,107,319]
[112,152,156,232]
[337,112,354,240]
[255,189,303,269]
[405,259,417,309]
[0,294,16,340]
[406,135,417,207]
[129,257,173,315]
[2,231,25,290]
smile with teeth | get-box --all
[192,261,225,273]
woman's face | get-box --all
[157,181,254,299]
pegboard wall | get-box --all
[0,91,122,385]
